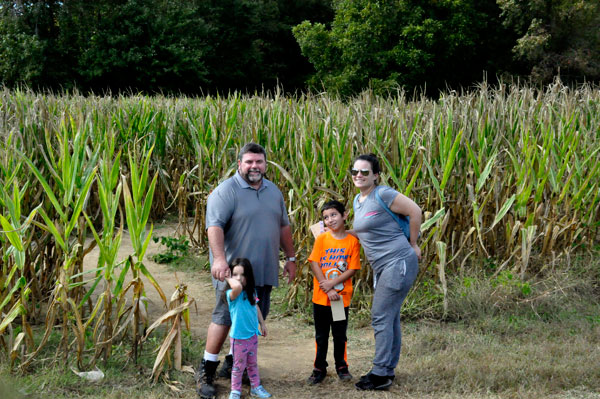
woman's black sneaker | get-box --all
[358,371,395,382]
[355,373,393,391]
[307,368,327,385]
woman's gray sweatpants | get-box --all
[371,251,419,376]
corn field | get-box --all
[1,81,599,371]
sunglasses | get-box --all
[350,168,371,176]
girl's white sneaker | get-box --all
[250,385,272,398]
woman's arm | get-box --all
[389,193,422,259]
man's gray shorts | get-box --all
[211,284,273,326]
[211,284,232,326]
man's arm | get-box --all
[280,224,296,283]
[207,226,230,281]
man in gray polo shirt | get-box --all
[196,143,297,399]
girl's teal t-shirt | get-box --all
[226,290,260,340]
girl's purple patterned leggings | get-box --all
[230,334,261,391]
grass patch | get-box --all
[0,327,204,399]
[270,274,314,325]
[391,251,600,397]
[398,317,600,398]
[151,233,209,272]
[165,252,209,273]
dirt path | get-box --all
[85,224,397,398]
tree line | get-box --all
[1,0,598,96]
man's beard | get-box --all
[242,168,263,184]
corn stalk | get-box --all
[121,146,166,363]
[82,131,124,366]
[19,116,98,369]
[144,279,194,382]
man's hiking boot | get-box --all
[355,372,393,391]
[220,354,250,384]
[218,354,233,378]
[195,359,220,398]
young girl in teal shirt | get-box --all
[224,258,271,399]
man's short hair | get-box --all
[238,143,267,161]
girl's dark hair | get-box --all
[225,257,256,305]
[354,153,381,174]
[321,200,346,216]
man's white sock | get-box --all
[204,351,219,362]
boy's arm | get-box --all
[319,269,357,293]
[310,260,327,285]
[256,305,267,337]
[224,277,242,301]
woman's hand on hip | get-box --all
[411,244,422,261]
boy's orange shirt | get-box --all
[308,231,361,307]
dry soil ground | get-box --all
[85,223,399,399]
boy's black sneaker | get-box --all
[355,373,393,391]
[336,366,353,381]
[307,368,327,385]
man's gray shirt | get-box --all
[206,172,289,287]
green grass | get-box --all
[1,328,203,399]
[150,232,209,272]
[164,252,209,273]
[399,319,599,397]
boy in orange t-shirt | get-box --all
[307,200,361,385]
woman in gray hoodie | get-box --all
[350,153,422,391]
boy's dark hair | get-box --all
[354,153,381,175]
[321,200,346,216]
[238,143,267,161]
[224,257,257,305]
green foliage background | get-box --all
[293,0,515,96]
[0,0,333,94]
[1,0,599,95]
